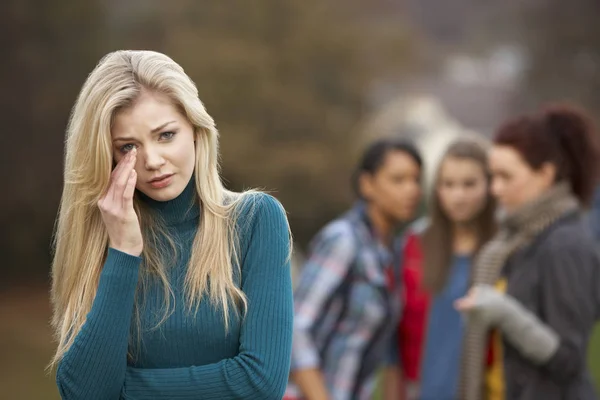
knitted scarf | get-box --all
[458,182,579,400]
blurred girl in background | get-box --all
[287,138,422,400]
[456,104,600,400]
[385,138,496,400]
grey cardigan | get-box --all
[500,211,600,399]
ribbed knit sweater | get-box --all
[55,179,294,399]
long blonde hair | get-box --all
[49,50,276,368]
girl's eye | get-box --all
[160,131,176,140]
[120,143,137,153]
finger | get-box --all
[454,299,464,310]
[123,169,137,210]
[106,151,132,201]
[110,150,132,183]
[112,149,137,206]
[454,297,473,311]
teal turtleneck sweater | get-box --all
[56,179,293,399]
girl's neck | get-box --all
[452,222,478,255]
[366,204,395,246]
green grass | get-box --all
[590,323,600,390]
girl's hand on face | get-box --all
[98,148,143,257]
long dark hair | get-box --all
[422,138,497,293]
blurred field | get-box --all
[591,324,600,389]
[0,287,60,399]
[0,287,597,399]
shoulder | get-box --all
[409,216,430,236]
[234,191,285,215]
[231,192,289,244]
[321,217,356,240]
[399,217,429,249]
[540,214,596,255]
[534,215,600,320]
[534,214,600,279]
[317,213,359,246]
[235,190,288,224]
[303,213,358,262]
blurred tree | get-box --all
[1,0,417,286]
[515,0,600,113]
[107,0,417,247]
[453,0,600,114]
[0,0,107,287]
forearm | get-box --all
[497,297,559,365]
[124,291,293,400]
[292,368,331,400]
[471,285,559,365]
[124,350,291,400]
[56,249,141,399]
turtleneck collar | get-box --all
[137,175,200,226]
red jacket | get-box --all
[397,223,494,382]
[397,227,430,381]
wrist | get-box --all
[472,285,511,326]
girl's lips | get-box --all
[149,174,174,189]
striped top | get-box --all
[287,202,402,400]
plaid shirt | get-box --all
[286,202,402,400]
